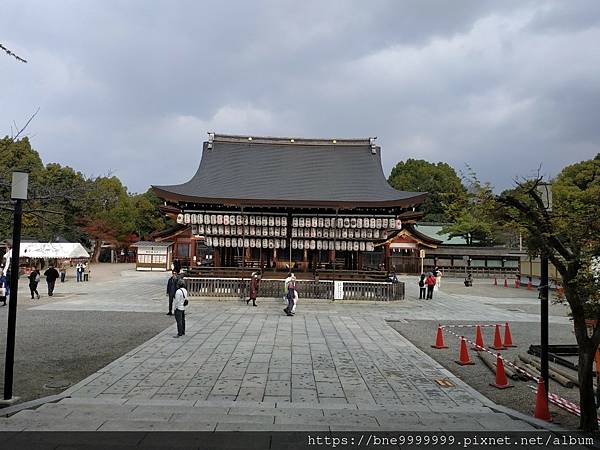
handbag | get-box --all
[180,289,189,306]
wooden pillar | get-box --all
[214,248,221,267]
[384,244,391,271]
[357,251,363,271]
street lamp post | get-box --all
[537,182,552,399]
[2,172,28,404]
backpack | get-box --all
[418,279,424,287]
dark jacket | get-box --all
[44,268,59,282]
[167,277,178,296]
[28,270,40,285]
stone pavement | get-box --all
[0,271,557,431]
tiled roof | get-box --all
[152,134,426,208]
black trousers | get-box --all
[47,280,56,296]
[168,294,174,313]
[175,309,185,336]
[419,287,426,299]
[426,285,434,299]
[29,283,39,299]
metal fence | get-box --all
[184,277,404,301]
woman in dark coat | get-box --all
[246,272,259,307]
[28,266,40,300]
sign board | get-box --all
[419,250,426,259]
[334,281,344,300]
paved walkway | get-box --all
[0,271,558,431]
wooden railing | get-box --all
[427,267,520,278]
[183,277,404,301]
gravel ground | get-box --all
[390,318,582,430]
[0,302,171,403]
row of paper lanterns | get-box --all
[178,213,401,230]
[191,224,388,240]
[204,237,375,251]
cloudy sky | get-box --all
[2,1,599,193]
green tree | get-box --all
[496,154,600,431]
[441,170,500,246]
[130,189,172,238]
[388,159,466,222]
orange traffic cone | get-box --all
[527,280,532,290]
[472,325,485,351]
[503,278,508,288]
[490,353,513,389]
[431,325,448,349]
[503,322,516,348]
[533,378,552,421]
[491,324,505,350]
[456,337,475,365]
[514,279,520,288]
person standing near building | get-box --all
[28,266,41,300]
[173,258,181,274]
[166,271,178,316]
[75,263,82,282]
[284,273,296,316]
[173,278,187,337]
[60,265,66,283]
[425,272,436,300]
[435,267,442,290]
[247,272,260,307]
[44,264,60,296]
[418,273,426,299]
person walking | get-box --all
[173,278,188,338]
[418,273,426,299]
[60,266,66,283]
[435,267,443,290]
[75,263,82,282]
[44,264,60,296]
[284,273,296,316]
[246,272,260,307]
[28,266,41,300]
[425,272,436,300]
[166,271,178,316]
[0,270,8,306]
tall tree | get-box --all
[496,154,600,431]
[388,159,466,222]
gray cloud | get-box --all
[1,0,599,193]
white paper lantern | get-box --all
[281,227,286,236]
[316,229,322,238]
[224,238,230,247]
[224,226,230,235]
[235,215,241,226]
[374,229,380,239]
[217,225,223,235]
[250,238,256,248]
[176,214,183,224]
[310,228,316,238]
[274,239,280,249]
[396,219,402,229]
[275,227,280,237]
[348,229,354,239]
[350,217,357,228]
[334,241,341,251]
[322,241,329,250]
[323,229,329,239]
[229,215,235,226]
[292,217,298,227]
[298,217,304,227]
[324,218,331,228]
[292,239,297,249]
[359,241,365,251]
[343,217,350,228]
[215,214,222,225]
[244,238,250,247]
[191,224,198,235]
[342,229,348,239]
[219,237,225,247]
[268,216,274,226]
[291,228,297,237]
[198,225,205,235]
[206,236,212,246]
[182,213,189,224]
[281,239,287,249]
[198,214,204,225]
[337,218,343,228]
[341,241,346,251]
[275,217,281,227]
[353,241,359,251]
[223,215,229,225]
[311,217,317,228]
[316,240,322,250]
[361,229,367,239]
[268,239,274,249]
[250,216,256,226]
[317,217,323,228]
[366,242,374,252]
[376,218,382,229]
[357,218,362,228]
[369,218,375,228]
[191,214,197,225]
[281,216,287,227]
[262,239,267,248]
[250,226,256,236]
[243,216,249,225]
[231,238,237,248]
[367,229,373,239]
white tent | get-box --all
[19,243,90,259]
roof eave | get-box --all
[152,186,427,210]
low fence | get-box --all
[184,277,404,301]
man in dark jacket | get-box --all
[44,265,60,296]
[166,271,179,315]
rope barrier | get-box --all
[441,324,497,329]
[528,385,600,425]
